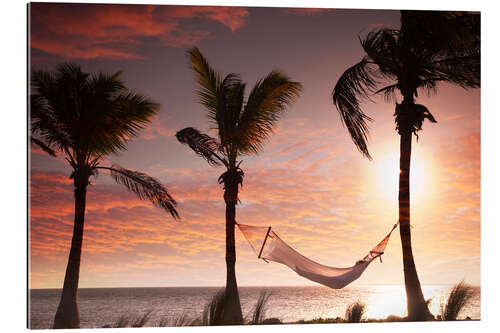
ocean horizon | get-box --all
[29,284,481,329]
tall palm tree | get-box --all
[176,47,302,324]
[30,63,179,329]
[332,11,479,320]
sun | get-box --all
[374,150,429,204]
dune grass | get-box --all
[199,289,226,325]
[344,301,366,323]
[248,290,272,324]
[103,310,153,328]
[103,289,276,327]
[439,281,477,321]
[101,282,477,328]
[156,312,193,327]
[156,289,228,327]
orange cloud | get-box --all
[29,123,480,288]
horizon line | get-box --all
[29,283,478,291]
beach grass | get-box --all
[439,281,477,321]
[344,301,366,323]
[102,281,477,328]
[103,310,153,328]
[248,290,272,324]
[199,289,226,325]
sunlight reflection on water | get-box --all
[365,285,480,319]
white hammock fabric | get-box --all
[237,222,398,289]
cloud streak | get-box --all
[29,128,480,287]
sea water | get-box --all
[29,285,480,329]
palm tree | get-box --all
[332,11,479,320]
[30,63,180,329]
[176,47,302,324]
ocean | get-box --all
[29,285,480,329]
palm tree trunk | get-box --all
[221,174,243,325]
[53,173,88,329]
[397,101,434,321]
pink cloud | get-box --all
[161,29,211,48]
[164,6,249,31]
[29,3,250,60]
[304,150,343,172]
[276,140,311,156]
[201,6,249,31]
[442,114,465,121]
[283,8,333,16]
[138,116,177,140]
[285,144,330,165]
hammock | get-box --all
[237,222,398,289]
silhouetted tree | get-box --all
[176,48,301,324]
[30,63,179,329]
[332,11,479,320]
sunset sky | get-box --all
[28,2,480,289]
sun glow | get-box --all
[374,150,429,205]
[365,285,450,319]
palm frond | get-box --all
[74,73,158,156]
[401,11,480,57]
[417,78,440,97]
[176,127,226,167]
[332,57,378,159]
[188,47,244,142]
[188,47,223,126]
[361,29,402,78]
[375,83,399,102]
[217,75,245,146]
[187,48,301,163]
[30,136,57,157]
[84,91,159,155]
[31,63,159,165]
[30,72,73,151]
[100,165,179,219]
[423,53,480,89]
[399,11,480,94]
[237,70,302,155]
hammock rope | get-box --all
[258,226,272,259]
[236,221,399,289]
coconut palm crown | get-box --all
[30,63,179,329]
[176,47,302,324]
[332,11,479,320]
